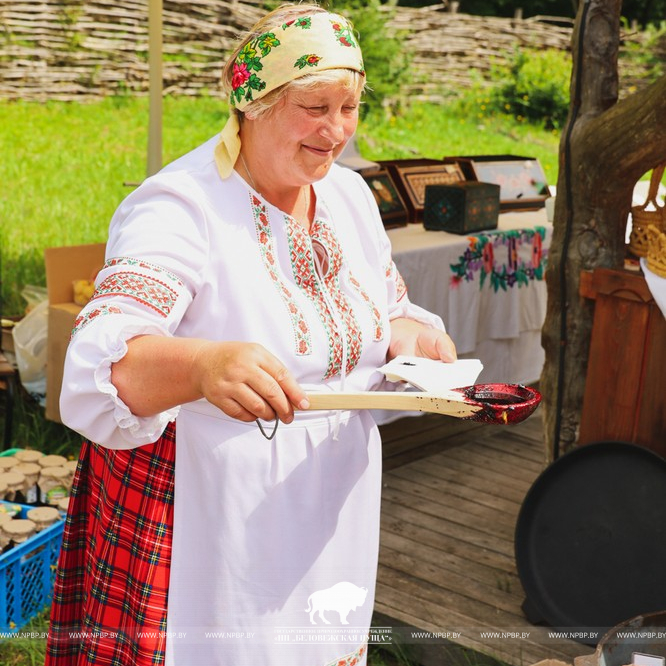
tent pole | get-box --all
[147,0,163,177]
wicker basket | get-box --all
[629,164,666,257]
[646,224,666,278]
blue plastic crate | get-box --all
[0,501,65,632]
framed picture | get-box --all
[400,163,466,209]
[378,160,466,222]
[444,155,550,211]
[362,169,409,228]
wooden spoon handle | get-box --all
[304,391,481,419]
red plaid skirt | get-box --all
[45,422,176,666]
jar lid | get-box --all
[27,507,61,524]
[2,519,36,536]
[39,466,70,480]
[38,455,68,468]
[14,462,41,476]
[14,450,44,463]
[0,457,18,470]
[0,471,26,488]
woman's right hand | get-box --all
[192,341,309,424]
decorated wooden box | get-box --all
[423,182,500,234]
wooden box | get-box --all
[44,243,106,423]
[423,182,500,234]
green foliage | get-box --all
[621,20,666,83]
[327,0,412,117]
[625,0,666,28]
[464,49,571,130]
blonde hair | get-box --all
[222,3,366,120]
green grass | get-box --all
[358,102,560,178]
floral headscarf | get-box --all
[215,11,365,178]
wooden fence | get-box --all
[0,0,653,102]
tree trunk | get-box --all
[540,0,666,460]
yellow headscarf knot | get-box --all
[214,113,242,179]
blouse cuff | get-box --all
[61,313,180,449]
[390,298,446,332]
[94,323,180,445]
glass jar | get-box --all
[27,506,61,531]
[1,518,36,551]
[14,462,41,505]
[0,471,26,502]
[38,467,70,505]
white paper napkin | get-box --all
[379,356,483,393]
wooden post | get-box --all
[147,0,163,177]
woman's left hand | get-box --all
[388,318,457,363]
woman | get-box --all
[46,5,456,666]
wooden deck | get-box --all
[375,412,586,666]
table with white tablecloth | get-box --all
[388,210,552,386]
